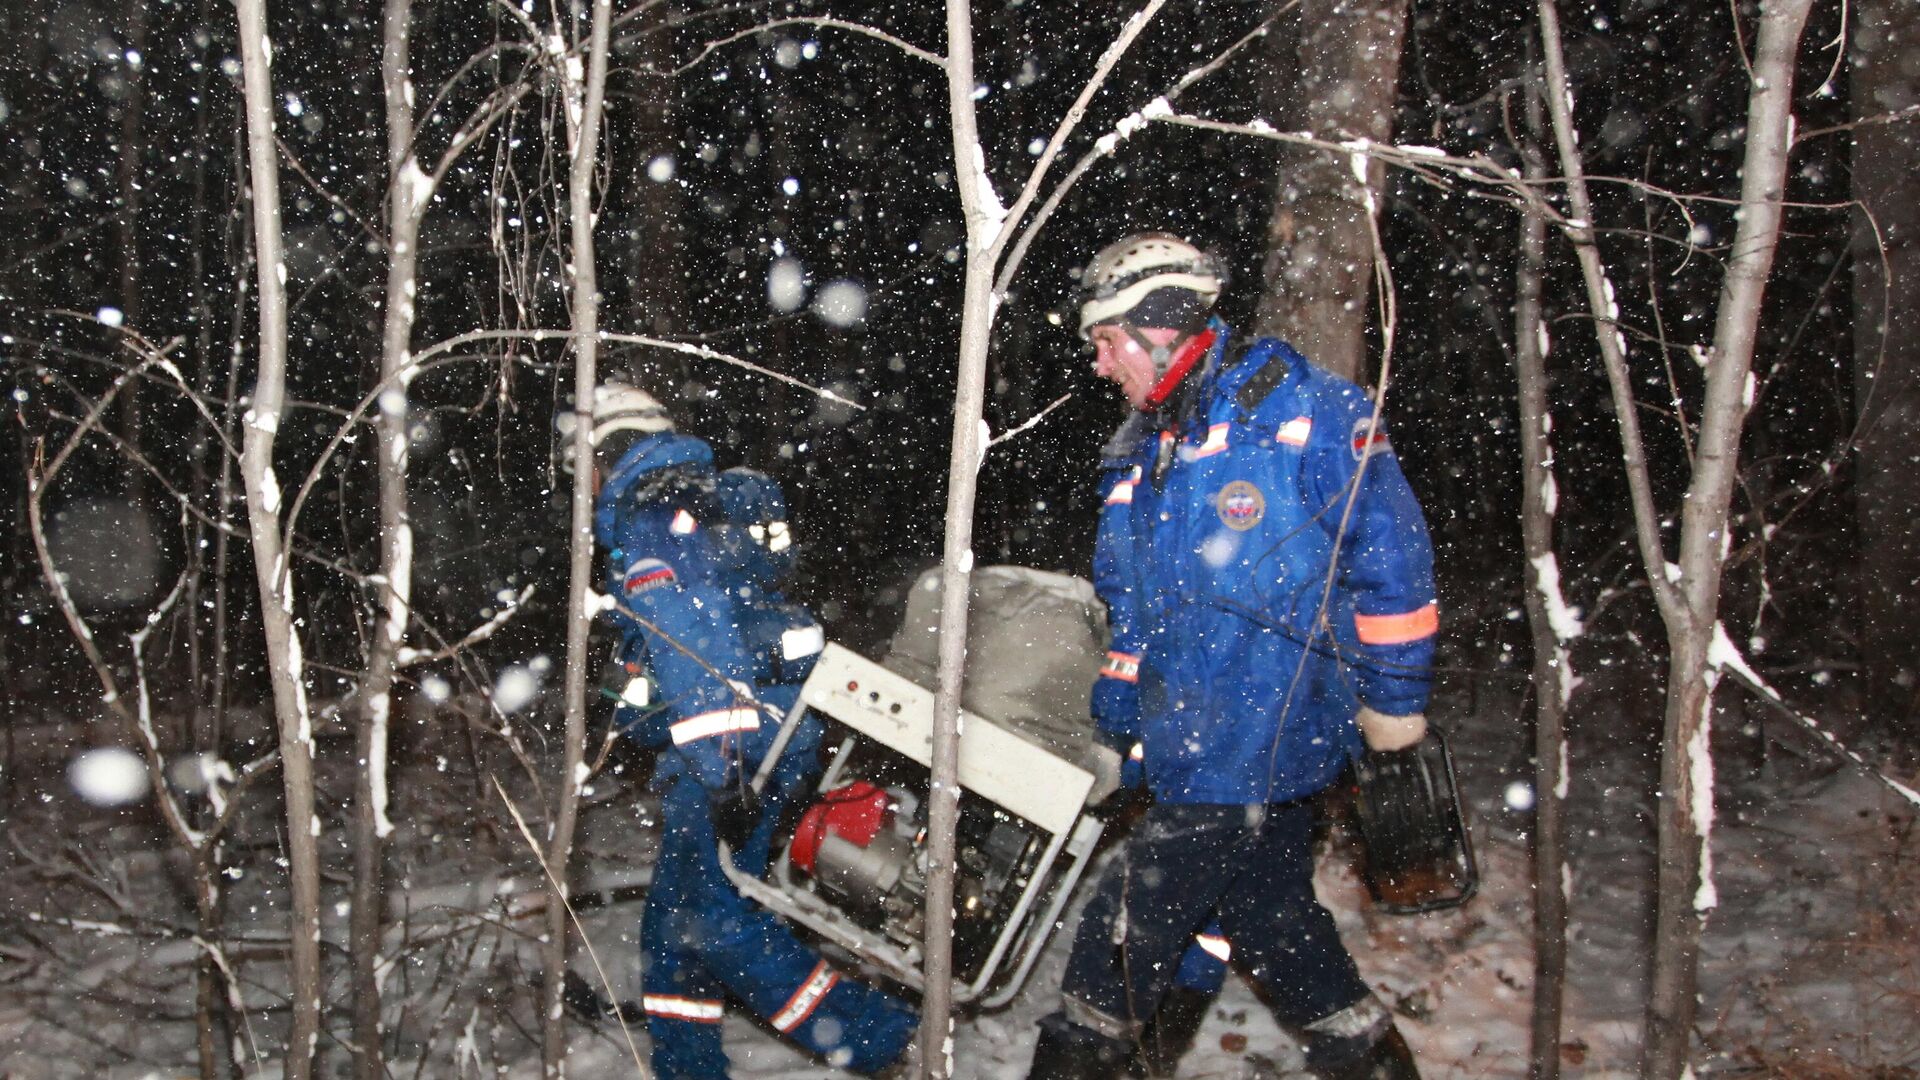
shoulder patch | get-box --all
[623,557,677,595]
[1350,415,1391,461]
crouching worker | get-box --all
[587,384,919,1079]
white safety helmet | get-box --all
[1077,232,1226,337]
[589,383,673,445]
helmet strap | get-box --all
[1137,326,1218,411]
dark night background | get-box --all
[0,0,1866,715]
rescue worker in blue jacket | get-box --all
[588,384,919,1079]
[1026,234,1434,1080]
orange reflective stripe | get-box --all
[1192,422,1230,458]
[771,960,839,1033]
[1354,603,1438,645]
[1193,933,1231,963]
[1275,417,1312,447]
[644,995,725,1023]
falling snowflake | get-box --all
[768,258,807,312]
[69,747,149,806]
[494,665,540,713]
[811,279,868,328]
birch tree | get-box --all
[352,6,535,1071]
[1514,63,1578,1080]
[233,0,325,1073]
[1535,0,1818,1073]
[922,1,1196,1071]
[348,4,421,1069]
[541,0,614,1073]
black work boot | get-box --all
[1027,1013,1132,1080]
[1128,986,1212,1077]
[1303,997,1420,1080]
[1305,1020,1420,1080]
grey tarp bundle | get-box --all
[882,565,1123,804]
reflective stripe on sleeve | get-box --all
[1194,932,1231,963]
[1275,416,1312,447]
[1105,480,1136,505]
[669,707,761,745]
[643,995,725,1024]
[770,960,840,1033]
[670,509,698,535]
[1354,602,1439,645]
[1100,651,1141,683]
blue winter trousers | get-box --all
[641,773,918,1078]
[1056,800,1370,1041]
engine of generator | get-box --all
[722,643,1109,1007]
[786,775,1056,982]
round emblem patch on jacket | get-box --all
[1216,480,1266,531]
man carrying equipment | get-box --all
[1026,233,1435,1080]
[589,384,918,1079]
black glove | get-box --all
[708,785,763,850]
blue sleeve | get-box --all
[1090,464,1144,743]
[608,635,668,747]
[1306,389,1438,715]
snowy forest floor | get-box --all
[1,661,1915,1079]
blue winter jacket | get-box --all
[1090,322,1438,805]
[595,433,824,794]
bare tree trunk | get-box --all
[1535,0,1680,628]
[1643,3,1814,1074]
[915,5,1170,1070]
[1850,0,1920,741]
[1515,66,1573,1080]
[183,21,226,1076]
[233,2,325,1074]
[347,1,425,1073]
[917,6,1001,1075]
[542,2,613,1074]
[1254,0,1408,383]
[1538,0,1815,1073]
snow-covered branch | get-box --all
[672,16,942,74]
[1536,0,1682,626]
[1708,627,1920,808]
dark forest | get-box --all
[1,0,1915,1076]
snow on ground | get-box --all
[1,675,1914,1077]
[541,674,1920,1079]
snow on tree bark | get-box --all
[1539,0,1818,1074]
[232,1,325,1074]
[1254,0,1408,384]
[542,1,613,1074]
[1515,65,1578,1078]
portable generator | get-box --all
[723,641,1111,1008]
